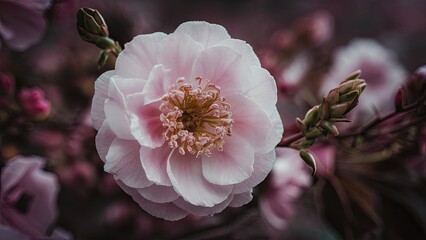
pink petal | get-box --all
[214,39,261,67]
[158,33,203,82]
[140,145,173,186]
[190,46,252,96]
[173,195,233,217]
[142,64,172,103]
[243,67,278,115]
[226,94,273,153]
[91,70,114,130]
[167,150,232,207]
[174,21,230,48]
[116,32,167,79]
[128,96,165,148]
[229,191,253,207]
[137,184,179,203]
[233,150,276,194]
[105,138,152,188]
[202,135,254,185]
[264,109,284,153]
[95,121,116,163]
[116,180,188,221]
[1,157,58,238]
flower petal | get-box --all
[173,195,233,216]
[137,184,179,203]
[128,96,165,148]
[116,180,188,221]
[116,32,167,79]
[190,46,252,95]
[243,67,278,115]
[233,150,276,194]
[229,191,253,207]
[226,94,274,153]
[214,39,261,67]
[104,75,145,140]
[167,150,232,207]
[174,21,230,48]
[157,33,203,82]
[142,64,172,103]
[202,135,254,185]
[95,121,116,162]
[105,138,152,188]
[92,70,114,130]
[140,145,173,186]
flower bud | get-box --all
[77,8,113,49]
[303,105,319,129]
[0,72,14,95]
[321,120,339,136]
[329,102,349,117]
[326,88,340,105]
[299,149,317,176]
[19,87,51,120]
[341,69,362,83]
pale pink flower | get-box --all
[0,0,51,51]
[259,148,311,230]
[92,21,283,220]
[19,87,51,120]
[320,39,407,126]
[0,156,59,238]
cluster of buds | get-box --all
[77,8,122,68]
[294,70,366,174]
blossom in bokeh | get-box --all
[320,39,407,125]
[0,0,51,51]
[92,21,283,220]
[0,156,59,238]
[19,87,51,120]
[259,148,311,230]
[0,72,14,95]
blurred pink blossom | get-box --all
[92,21,283,220]
[0,0,51,51]
[0,72,14,95]
[0,156,59,238]
[259,147,311,230]
[320,39,407,126]
[19,87,51,120]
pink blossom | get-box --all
[320,39,407,126]
[0,0,51,51]
[19,87,51,120]
[259,148,311,230]
[92,21,283,220]
[0,156,59,238]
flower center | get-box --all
[159,77,233,157]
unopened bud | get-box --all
[341,69,362,83]
[296,117,307,134]
[19,87,51,121]
[303,105,319,128]
[329,102,349,117]
[326,88,339,105]
[299,149,317,176]
[318,98,329,121]
[0,72,14,95]
[321,120,339,136]
[305,127,322,139]
[339,90,358,103]
[77,8,113,49]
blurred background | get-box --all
[1,0,425,239]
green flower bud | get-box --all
[77,8,110,46]
[303,105,319,129]
[299,149,317,176]
[321,120,339,136]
